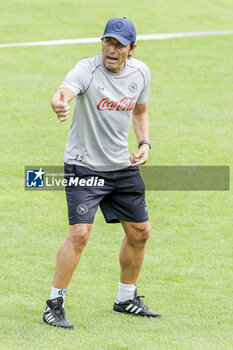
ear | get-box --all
[129,43,137,56]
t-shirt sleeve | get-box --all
[136,63,151,104]
[60,59,92,96]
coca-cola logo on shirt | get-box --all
[97,96,136,111]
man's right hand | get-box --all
[52,90,70,122]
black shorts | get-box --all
[64,163,149,225]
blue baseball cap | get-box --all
[101,17,136,46]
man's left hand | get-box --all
[130,144,150,167]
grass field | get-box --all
[1,1,233,349]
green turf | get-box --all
[1,1,233,349]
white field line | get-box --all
[0,31,233,48]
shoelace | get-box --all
[135,295,147,309]
[51,305,65,320]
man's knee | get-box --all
[136,224,150,244]
[125,221,150,246]
[67,223,91,251]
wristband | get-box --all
[138,140,152,150]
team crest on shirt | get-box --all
[128,82,138,93]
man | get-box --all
[43,17,161,330]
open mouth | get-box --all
[107,56,118,63]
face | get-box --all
[102,37,136,73]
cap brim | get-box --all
[101,33,131,46]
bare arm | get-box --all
[130,102,150,166]
[51,88,75,122]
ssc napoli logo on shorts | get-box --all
[77,203,88,215]
[113,21,125,32]
[128,82,138,93]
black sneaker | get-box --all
[42,297,74,329]
[113,289,162,318]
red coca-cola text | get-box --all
[97,96,136,111]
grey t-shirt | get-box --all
[60,54,151,171]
